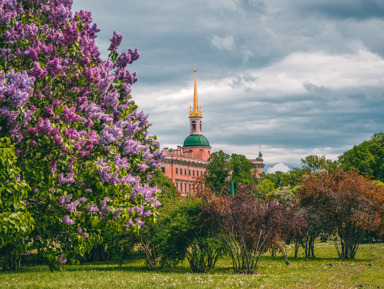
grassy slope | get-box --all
[0,243,383,289]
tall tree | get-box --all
[340,132,384,181]
[205,150,230,193]
[0,0,163,270]
[229,153,257,191]
[301,155,338,173]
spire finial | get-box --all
[189,65,202,117]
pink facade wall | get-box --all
[162,147,208,196]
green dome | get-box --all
[183,134,210,147]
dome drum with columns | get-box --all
[161,67,264,195]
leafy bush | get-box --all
[201,192,300,274]
[0,137,34,270]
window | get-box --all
[184,169,187,175]
[193,170,195,176]
[161,167,165,173]
[189,170,191,176]
[176,168,178,174]
[185,183,187,193]
[189,184,191,193]
[180,169,183,175]
[176,182,179,191]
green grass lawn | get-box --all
[1,243,383,289]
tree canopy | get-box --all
[298,168,384,259]
[204,150,230,193]
[339,132,384,181]
[205,150,257,194]
[0,0,163,270]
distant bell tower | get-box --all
[183,65,211,160]
[189,65,203,135]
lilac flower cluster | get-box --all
[66,200,79,213]
[87,204,99,214]
[61,215,75,225]
[0,70,35,108]
[58,254,67,264]
[58,172,75,184]
[109,31,122,53]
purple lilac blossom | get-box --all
[135,218,145,228]
[109,31,122,52]
[61,215,75,225]
[113,209,121,220]
[46,58,63,76]
[143,211,152,218]
[50,160,57,175]
[124,218,134,229]
[65,194,73,203]
[135,206,144,216]
[58,173,75,184]
[29,140,37,148]
[58,254,67,264]
[99,197,109,207]
[66,200,79,213]
[87,204,99,214]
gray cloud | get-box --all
[72,0,384,169]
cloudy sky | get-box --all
[73,0,384,172]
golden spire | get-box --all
[190,65,202,117]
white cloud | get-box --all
[267,163,291,174]
[239,49,384,96]
[210,35,235,51]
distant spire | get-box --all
[257,145,263,160]
[190,65,202,117]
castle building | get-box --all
[161,67,264,195]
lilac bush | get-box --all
[0,0,164,270]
